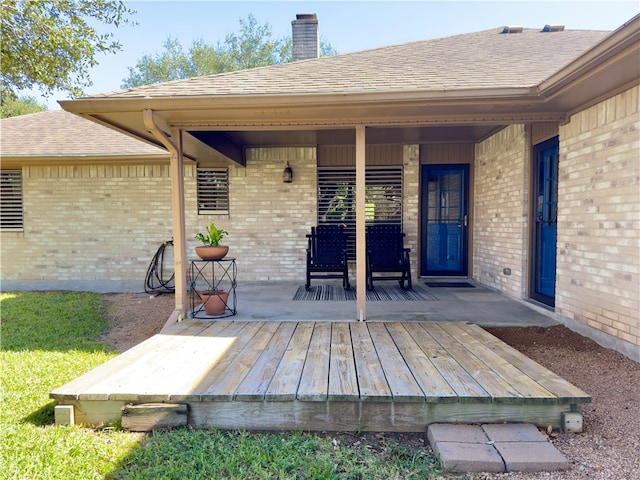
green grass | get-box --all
[1,291,473,479]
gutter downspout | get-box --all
[143,109,187,330]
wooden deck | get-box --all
[50,320,590,431]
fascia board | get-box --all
[60,86,541,116]
[538,14,640,98]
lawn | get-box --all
[0,291,467,479]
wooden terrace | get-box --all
[51,319,590,431]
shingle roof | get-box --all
[0,110,166,157]
[90,27,610,100]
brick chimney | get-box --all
[292,14,319,61]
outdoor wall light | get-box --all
[283,161,293,183]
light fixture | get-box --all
[283,161,293,183]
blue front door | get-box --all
[532,138,559,306]
[421,165,469,276]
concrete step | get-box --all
[427,423,569,473]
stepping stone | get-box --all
[494,441,569,472]
[427,423,569,473]
[432,441,505,473]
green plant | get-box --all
[195,223,228,247]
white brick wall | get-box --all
[2,145,425,288]
[556,86,640,349]
[188,147,318,281]
[473,125,528,297]
[1,164,174,283]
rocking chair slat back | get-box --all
[306,225,350,290]
[366,225,412,291]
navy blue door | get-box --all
[532,138,559,306]
[421,165,469,276]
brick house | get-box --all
[1,14,638,360]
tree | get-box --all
[122,14,337,88]
[0,95,47,118]
[1,0,136,99]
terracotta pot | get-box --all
[199,290,229,316]
[195,245,229,260]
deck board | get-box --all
[298,323,332,401]
[426,323,523,402]
[265,322,313,401]
[198,322,265,399]
[413,323,491,401]
[234,322,298,401]
[367,323,425,401]
[203,322,281,401]
[50,321,592,431]
[351,323,392,401]
[385,323,457,402]
[440,323,557,402]
[329,323,359,401]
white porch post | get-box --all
[143,110,187,329]
[355,125,367,321]
[169,127,187,321]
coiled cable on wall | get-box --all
[144,239,175,295]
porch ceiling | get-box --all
[189,124,500,148]
[73,96,569,165]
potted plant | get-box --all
[199,289,230,316]
[194,223,229,260]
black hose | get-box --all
[144,239,175,295]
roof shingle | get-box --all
[88,28,610,100]
[0,110,166,158]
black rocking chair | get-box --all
[366,224,412,291]
[305,225,350,290]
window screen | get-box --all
[318,166,402,258]
[197,168,229,214]
[0,170,23,230]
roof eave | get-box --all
[538,14,640,102]
[60,87,541,116]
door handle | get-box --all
[463,215,468,227]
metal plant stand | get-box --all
[188,258,237,318]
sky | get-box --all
[34,0,640,109]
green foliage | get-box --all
[195,222,229,246]
[122,13,338,88]
[0,0,136,98]
[111,428,447,479]
[0,291,461,480]
[0,94,47,118]
[0,291,129,480]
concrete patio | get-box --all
[201,280,559,327]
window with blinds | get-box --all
[197,168,229,214]
[0,170,23,230]
[317,166,402,258]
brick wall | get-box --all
[556,86,640,350]
[2,144,424,288]
[1,164,174,284]
[193,147,318,282]
[402,145,420,258]
[473,125,528,297]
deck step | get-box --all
[121,403,188,432]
